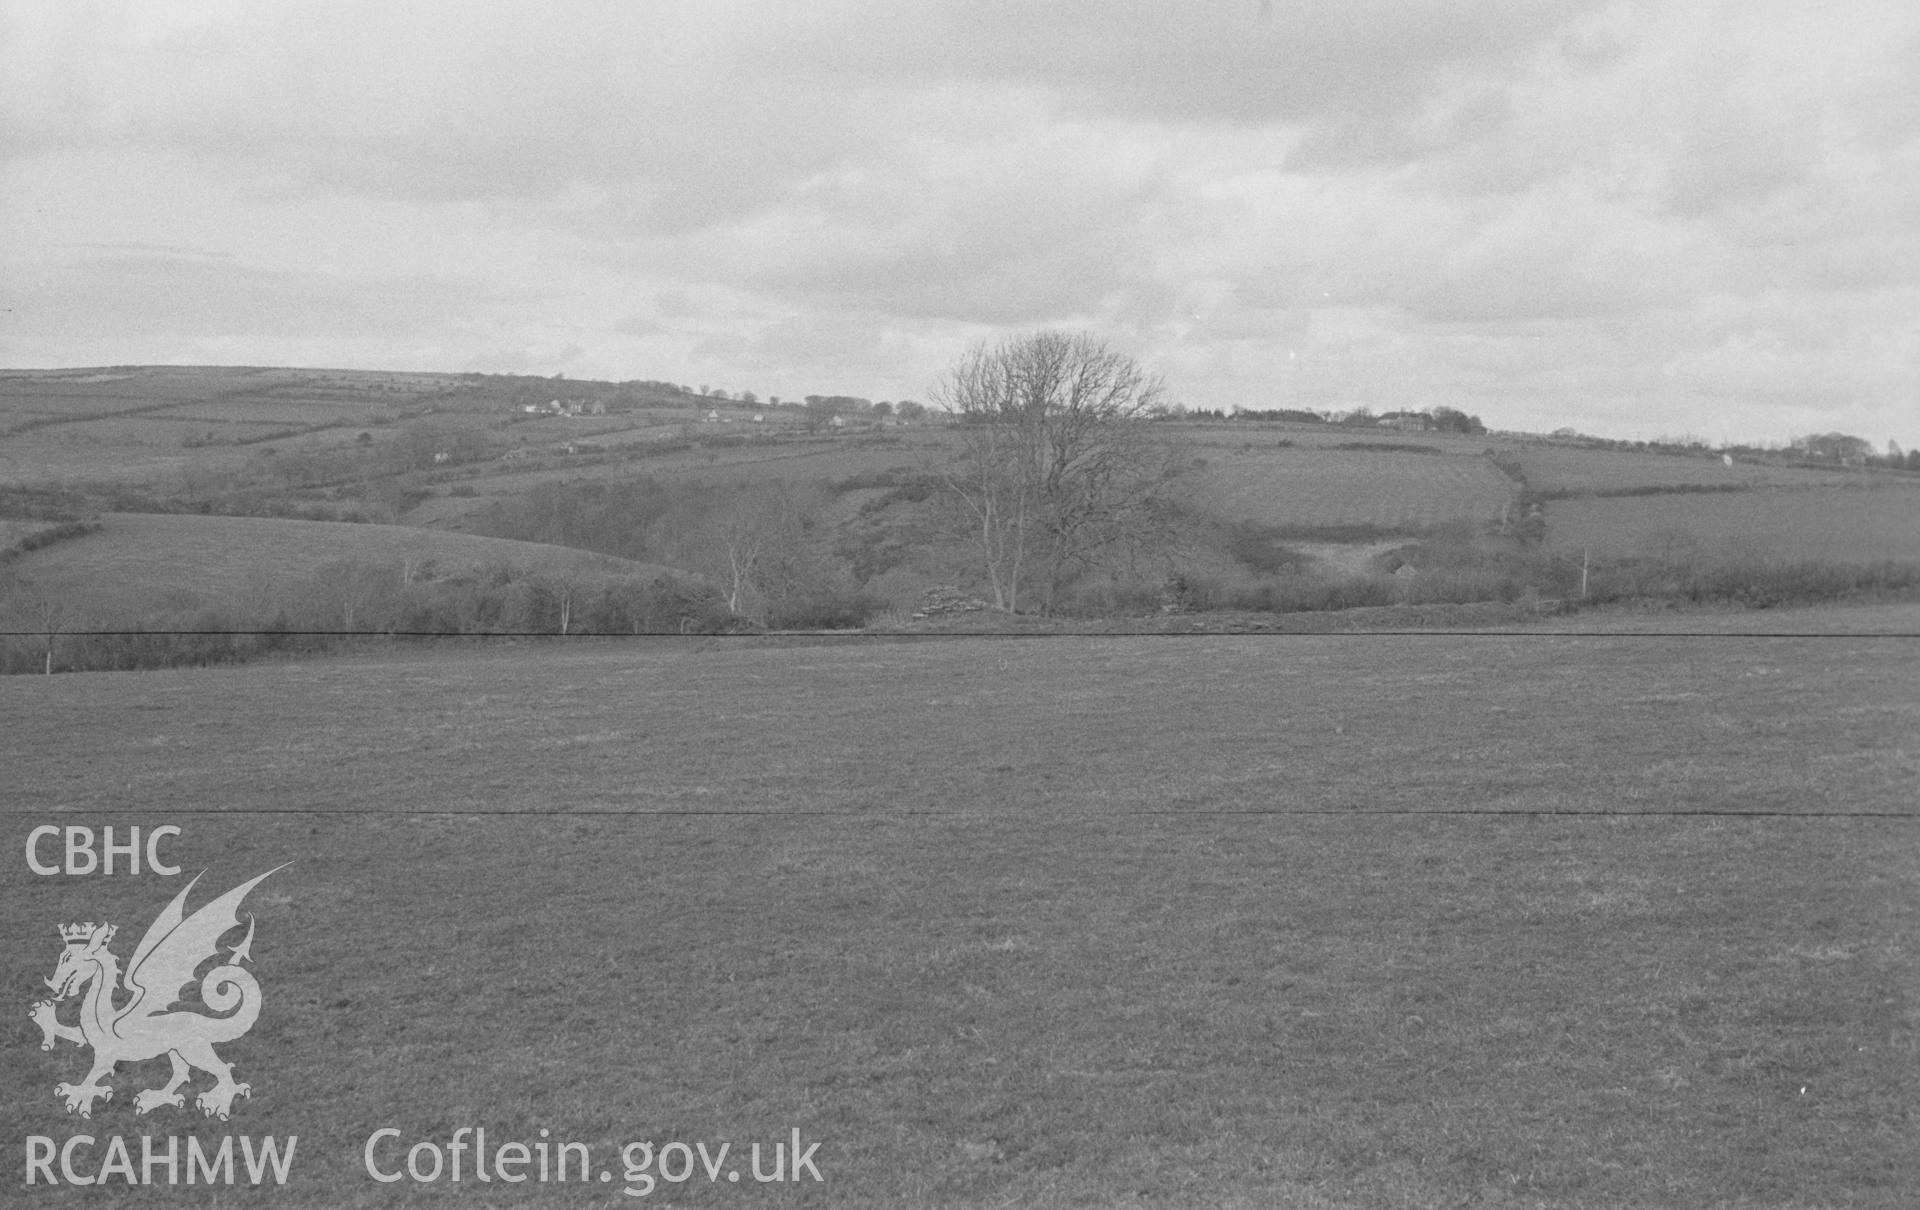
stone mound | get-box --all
[912,585,993,619]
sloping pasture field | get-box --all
[0,366,452,416]
[632,431,951,483]
[405,436,949,532]
[487,433,944,487]
[0,368,454,485]
[1511,443,1850,494]
[158,400,383,427]
[1177,424,1497,456]
[25,415,301,445]
[0,426,245,486]
[3,627,1913,1207]
[1548,485,1920,564]
[0,367,401,430]
[1197,446,1513,532]
[0,368,232,424]
[2,513,675,622]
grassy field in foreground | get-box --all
[3,632,1915,1207]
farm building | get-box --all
[1378,413,1434,432]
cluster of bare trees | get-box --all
[673,481,840,626]
[936,331,1190,614]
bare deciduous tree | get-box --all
[32,587,68,675]
[678,481,833,625]
[3,579,73,674]
[935,331,1189,613]
[308,560,401,632]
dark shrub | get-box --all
[1053,577,1166,617]
[1221,521,1312,576]
[767,587,879,630]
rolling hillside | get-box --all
[4,366,1916,635]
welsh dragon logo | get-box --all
[29,867,285,1121]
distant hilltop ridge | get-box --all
[2,363,1910,457]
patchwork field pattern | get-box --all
[1548,485,1920,563]
[0,430,225,486]
[1198,446,1514,531]
[2,631,1914,1207]
[0,367,455,484]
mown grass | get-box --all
[3,632,1914,1206]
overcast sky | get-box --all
[3,1,1916,443]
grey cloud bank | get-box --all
[2,0,1914,444]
